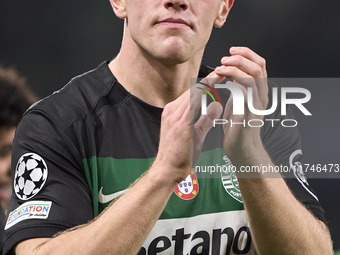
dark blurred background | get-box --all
[1,0,339,250]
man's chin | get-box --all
[154,48,193,66]
[158,55,189,66]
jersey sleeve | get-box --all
[3,110,93,255]
[261,84,326,223]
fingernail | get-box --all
[222,57,230,63]
[215,66,223,72]
[230,47,238,53]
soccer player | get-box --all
[0,66,37,254]
[4,0,333,254]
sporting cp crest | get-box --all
[221,155,243,203]
[174,169,199,200]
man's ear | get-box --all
[214,0,234,28]
[109,0,127,19]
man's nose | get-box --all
[163,0,189,11]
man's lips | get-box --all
[157,18,192,29]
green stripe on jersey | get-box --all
[83,148,244,218]
[83,156,155,216]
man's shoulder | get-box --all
[27,61,116,129]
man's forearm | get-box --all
[233,147,333,255]
[16,161,178,255]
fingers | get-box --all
[190,71,225,124]
[222,81,247,118]
[164,69,225,128]
[173,89,190,121]
[164,46,269,130]
[190,101,223,166]
[214,65,256,90]
[160,71,225,171]
[220,55,263,79]
[194,102,223,140]
[218,47,266,80]
[215,46,268,103]
[229,47,267,76]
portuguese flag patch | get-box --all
[174,169,199,200]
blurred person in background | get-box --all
[0,65,37,253]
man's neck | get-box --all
[108,32,203,108]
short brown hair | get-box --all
[0,66,38,127]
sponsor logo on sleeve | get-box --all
[14,153,48,200]
[5,201,52,230]
[174,169,199,200]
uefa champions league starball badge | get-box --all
[14,153,48,200]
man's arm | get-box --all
[14,89,190,255]
[235,148,332,255]
[214,46,333,254]
[14,75,223,255]
[16,163,177,255]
